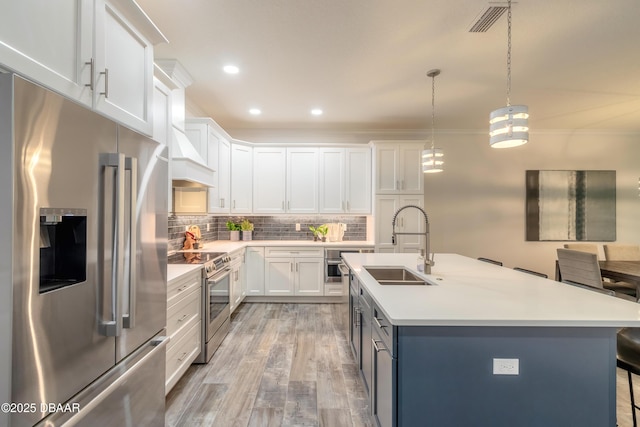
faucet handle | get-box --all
[428,252,435,266]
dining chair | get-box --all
[477,257,503,266]
[513,267,548,278]
[556,248,635,301]
[617,328,640,427]
[603,244,640,261]
[563,243,600,257]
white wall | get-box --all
[424,130,640,278]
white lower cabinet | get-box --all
[229,249,245,313]
[245,247,265,296]
[165,268,201,395]
[264,247,324,296]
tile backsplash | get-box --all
[168,214,367,251]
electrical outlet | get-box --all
[343,224,347,231]
[296,223,301,231]
[206,223,210,232]
[493,358,519,375]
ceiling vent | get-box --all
[469,5,508,32]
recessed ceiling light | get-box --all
[311,108,323,116]
[249,108,261,115]
[223,65,239,74]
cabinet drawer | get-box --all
[167,286,200,339]
[265,246,324,258]
[167,269,201,306]
[166,320,201,394]
[324,283,344,296]
[372,303,395,356]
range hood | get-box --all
[171,126,215,188]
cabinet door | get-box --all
[230,144,253,213]
[294,257,323,295]
[372,331,394,427]
[287,147,318,213]
[245,247,265,296]
[94,0,155,135]
[375,144,398,194]
[375,196,399,253]
[360,292,373,396]
[345,147,371,213]
[152,72,172,210]
[264,258,295,296]
[215,138,231,213]
[253,147,286,213]
[230,265,242,313]
[319,148,345,213]
[397,196,425,253]
[0,0,93,106]
[398,144,423,193]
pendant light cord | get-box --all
[431,72,436,152]
[506,0,512,107]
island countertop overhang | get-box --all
[342,253,640,327]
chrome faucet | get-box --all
[391,205,434,274]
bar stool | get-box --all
[617,328,640,427]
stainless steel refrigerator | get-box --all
[0,74,169,427]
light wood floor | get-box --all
[166,303,374,426]
[166,302,640,427]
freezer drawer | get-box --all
[36,333,168,427]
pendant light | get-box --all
[489,0,529,148]
[422,69,444,173]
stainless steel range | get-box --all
[168,252,231,363]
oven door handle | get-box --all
[338,262,350,275]
[209,268,231,284]
[326,260,342,265]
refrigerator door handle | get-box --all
[123,156,137,329]
[99,153,125,337]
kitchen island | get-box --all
[343,252,640,427]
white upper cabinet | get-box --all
[253,147,318,214]
[374,142,424,194]
[0,0,166,136]
[94,0,165,135]
[319,147,371,214]
[253,147,287,214]
[211,138,230,213]
[287,147,318,213]
[375,195,425,253]
[0,0,94,106]
[230,143,253,214]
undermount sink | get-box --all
[364,266,429,285]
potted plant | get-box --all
[240,219,254,241]
[309,225,329,242]
[309,225,320,241]
[226,220,241,241]
[317,224,329,242]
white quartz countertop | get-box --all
[179,239,374,254]
[342,253,640,327]
[167,264,202,283]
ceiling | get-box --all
[138,0,640,134]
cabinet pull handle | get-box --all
[290,262,293,272]
[372,338,387,353]
[295,262,298,272]
[282,201,284,210]
[347,201,350,211]
[354,307,360,328]
[178,314,188,322]
[233,200,236,209]
[396,180,399,190]
[177,352,188,362]
[85,58,94,90]
[177,286,186,292]
[100,68,109,98]
[374,316,387,329]
[288,201,290,211]
[220,198,224,208]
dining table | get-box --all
[599,260,640,299]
